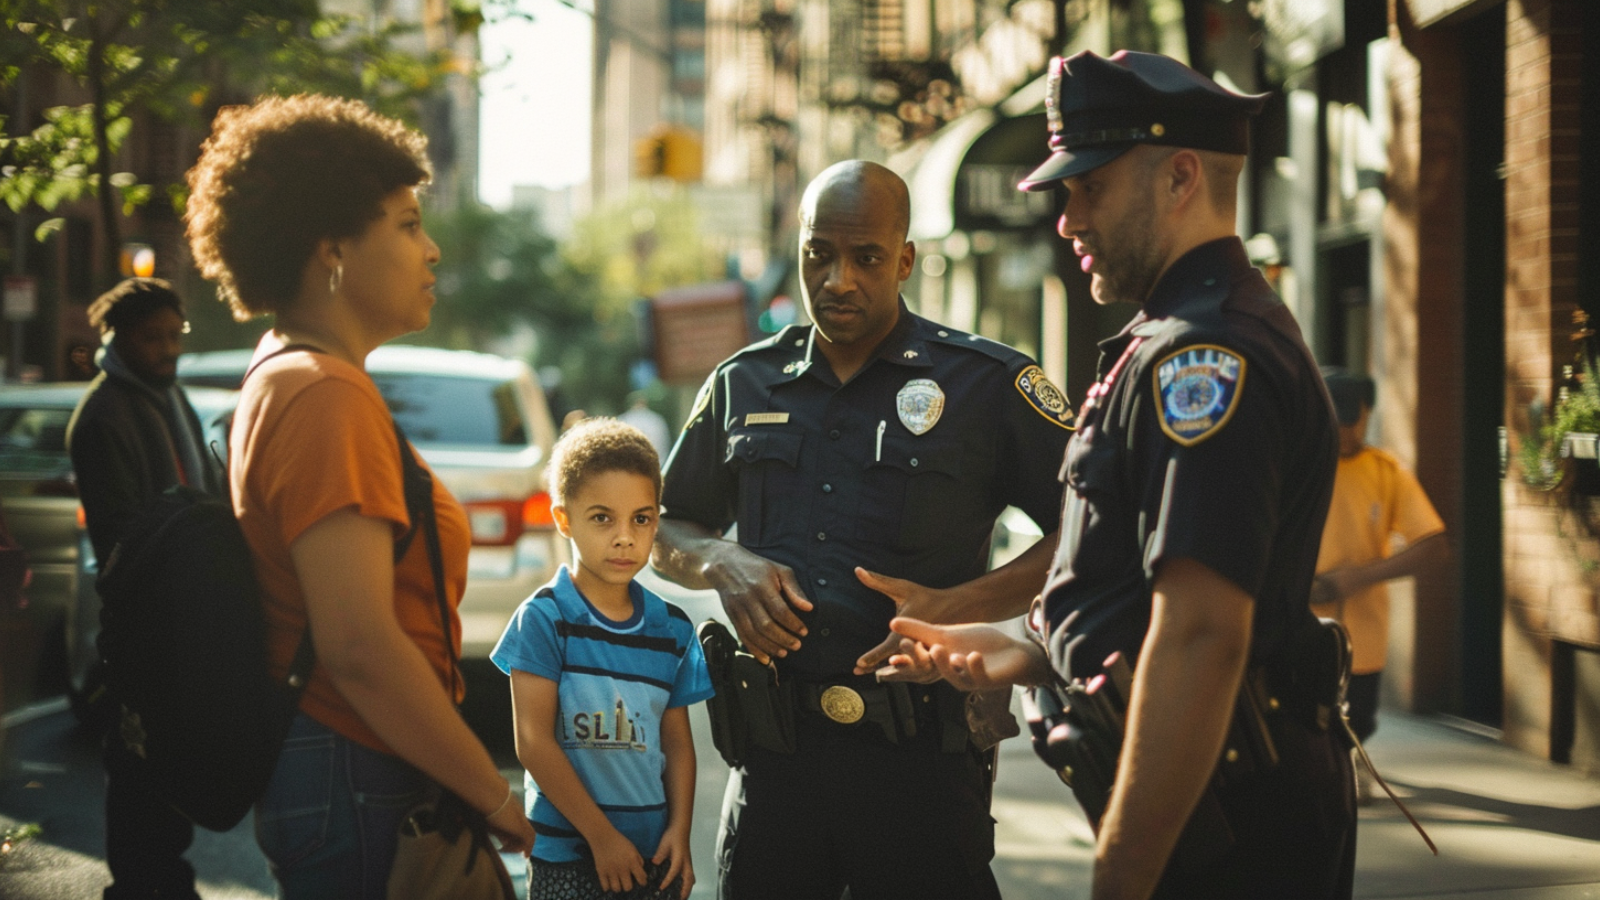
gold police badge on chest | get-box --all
[896,379,945,436]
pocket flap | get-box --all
[725,429,803,467]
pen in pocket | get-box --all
[875,420,886,462]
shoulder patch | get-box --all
[683,377,714,430]
[1153,344,1246,446]
[1015,365,1075,430]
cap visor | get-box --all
[1017,144,1133,192]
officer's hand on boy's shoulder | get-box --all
[704,542,813,664]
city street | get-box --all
[2,569,1599,899]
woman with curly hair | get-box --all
[185,94,535,897]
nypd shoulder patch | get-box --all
[1153,345,1246,446]
[1015,365,1075,430]
[684,378,714,430]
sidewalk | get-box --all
[986,708,1600,900]
[1354,711,1600,900]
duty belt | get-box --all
[795,679,971,752]
[796,679,911,738]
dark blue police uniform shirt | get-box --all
[663,301,1073,678]
[1042,238,1338,683]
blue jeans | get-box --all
[255,713,429,900]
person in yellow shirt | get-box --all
[1312,368,1448,799]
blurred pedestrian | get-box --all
[652,159,1073,899]
[617,392,671,461]
[887,51,1355,900]
[1313,367,1448,801]
[184,93,533,898]
[67,277,220,900]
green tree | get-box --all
[552,187,723,415]
[420,201,583,349]
[0,0,447,289]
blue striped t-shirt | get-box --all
[491,566,714,863]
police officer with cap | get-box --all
[653,159,1074,899]
[886,51,1355,899]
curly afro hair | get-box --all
[184,94,431,320]
[547,418,663,508]
[87,277,185,336]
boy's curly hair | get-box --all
[184,94,431,320]
[547,418,662,507]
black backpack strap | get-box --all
[243,342,322,386]
[393,419,459,700]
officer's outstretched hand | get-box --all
[853,567,948,676]
[706,542,813,664]
[878,618,1052,691]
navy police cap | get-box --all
[1018,50,1270,192]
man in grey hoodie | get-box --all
[68,277,219,900]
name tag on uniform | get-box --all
[745,412,790,425]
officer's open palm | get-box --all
[708,543,813,664]
[885,618,1050,691]
[853,567,948,676]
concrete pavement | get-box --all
[983,706,1600,900]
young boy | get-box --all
[1312,368,1448,800]
[492,418,713,899]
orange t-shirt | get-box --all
[230,340,470,754]
[1311,445,1444,675]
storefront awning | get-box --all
[890,110,997,242]
[888,99,1056,242]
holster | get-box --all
[697,619,796,768]
[1022,618,1353,866]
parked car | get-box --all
[0,381,237,722]
[178,345,566,661]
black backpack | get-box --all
[96,349,436,831]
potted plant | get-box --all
[1521,311,1600,491]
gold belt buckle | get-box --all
[820,685,865,724]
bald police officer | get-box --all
[652,160,1074,899]
[887,51,1355,900]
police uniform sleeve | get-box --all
[660,369,736,532]
[1134,341,1288,598]
[997,359,1073,532]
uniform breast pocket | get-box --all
[854,436,963,550]
[1062,434,1121,500]
[726,429,804,547]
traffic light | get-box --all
[633,126,702,183]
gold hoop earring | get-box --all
[328,264,343,295]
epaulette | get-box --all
[724,324,809,363]
[924,324,1031,369]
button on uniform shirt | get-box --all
[1042,238,1339,682]
[662,302,1074,678]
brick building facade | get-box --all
[1384,0,1599,772]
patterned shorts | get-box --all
[527,857,683,900]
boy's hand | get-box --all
[590,827,647,894]
[652,828,696,899]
